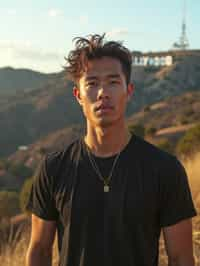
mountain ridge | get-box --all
[0,67,59,95]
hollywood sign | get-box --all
[132,55,173,66]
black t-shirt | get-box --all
[26,134,197,266]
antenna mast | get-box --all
[172,0,189,50]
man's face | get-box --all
[73,56,134,128]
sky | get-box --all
[0,0,199,73]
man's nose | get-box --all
[97,85,110,100]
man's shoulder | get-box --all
[43,137,82,169]
[132,135,186,182]
[132,134,177,165]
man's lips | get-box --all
[95,104,114,111]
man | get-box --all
[26,34,197,266]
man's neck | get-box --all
[84,122,131,158]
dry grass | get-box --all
[0,153,200,266]
[0,228,30,266]
[184,153,200,266]
[159,152,200,266]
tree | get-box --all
[145,126,157,137]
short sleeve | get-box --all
[26,155,59,221]
[159,157,197,227]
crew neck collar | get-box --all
[81,133,136,160]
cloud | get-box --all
[48,8,63,18]
[106,28,130,38]
[0,40,65,72]
[14,48,63,62]
[0,40,64,62]
[0,40,31,50]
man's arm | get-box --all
[163,218,195,266]
[26,214,57,266]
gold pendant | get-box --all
[104,185,109,192]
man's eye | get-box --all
[110,80,119,84]
[87,82,97,86]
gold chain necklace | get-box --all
[86,147,121,192]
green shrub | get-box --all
[145,78,158,87]
[176,124,200,157]
[180,116,190,125]
[128,124,145,138]
[20,178,33,213]
[144,66,161,73]
[0,191,20,220]
[39,147,48,155]
[145,126,157,137]
[183,107,195,117]
[144,105,151,112]
[0,159,11,170]
[164,76,172,82]
[156,139,174,154]
[8,163,33,180]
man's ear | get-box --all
[73,86,82,105]
[127,83,134,101]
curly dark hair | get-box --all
[64,33,132,86]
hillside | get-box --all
[0,67,58,95]
[128,90,200,130]
[8,125,84,169]
[5,89,200,173]
[129,54,200,112]
[0,73,83,157]
[0,54,200,157]
[0,125,84,191]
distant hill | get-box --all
[0,71,84,157]
[0,53,200,157]
[0,67,58,95]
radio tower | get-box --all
[172,0,189,50]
